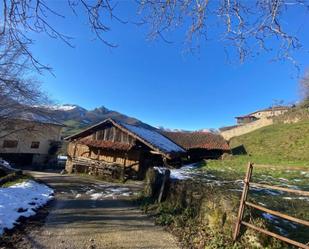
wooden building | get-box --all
[162,131,230,161]
[65,118,186,180]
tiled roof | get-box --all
[248,106,290,115]
[0,109,64,126]
[162,131,230,151]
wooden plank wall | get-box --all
[67,142,140,172]
[89,125,136,144]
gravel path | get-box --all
[9,171,179,249]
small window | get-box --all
[30,141,40,149]
[3,140,18,148]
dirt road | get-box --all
[9,171,179,249]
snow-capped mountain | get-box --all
[46,104,78,111]
[45,104,155,136]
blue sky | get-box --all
[31,1,309,130]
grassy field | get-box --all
[229,120,309,166]
[201,120,309,190]
[202,157,309,190]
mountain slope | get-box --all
[47,105,156,137]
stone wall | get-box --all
[220,118,273,140]
[143,177,283,249]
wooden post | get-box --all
[120,153,127,181]
[233,162,253,241]
[158,169,170,203]
[73,142,78,158]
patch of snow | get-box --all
[262,213,279,223]
[86,186,133,200]
[57,155,67,160]
[0,180,54,235]
[283,197,292,200]
[258,202,266,206]
[0,158,11,168]
[90,193,104,200]
[47,104,77,111]
[170,163,198,180]
[274,225,288,236]
[86,189,95,195]
[278,178,289,182]
[107,187,130,193]
[153,166,168,174]
[296,197,309,201]
[300,171,309,177]
[0,159,17,172]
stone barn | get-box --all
[161,131,230,161]
[65,118,186,180]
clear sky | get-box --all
[31,1,309,130]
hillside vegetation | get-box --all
[229,120,309,166]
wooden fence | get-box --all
[233,162,309,249]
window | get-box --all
[3,140,18,148]
[30,141,40,149]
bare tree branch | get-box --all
[137,0,308,65]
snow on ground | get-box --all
[169,164,197,180]
[57,155,68,161]
[0,159,17,171]
[0,180,54,235]
[89,187,133,200]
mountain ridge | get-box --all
[46,104,156,137]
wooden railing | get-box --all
[233,162,309,249]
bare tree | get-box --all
[1,0,308,70]
[0,0,124,72]
[137,0,308,65]
[0,0,307,140]
[0,35,51,137]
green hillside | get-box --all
[62,119,87,137]
[203,120,309,189]
[229,120,309,166]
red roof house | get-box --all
[161,131,230,161]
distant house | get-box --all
[235,106,290,125]
[162,131,230,161]
[65,118,186,180]
[235,115,259,125]
[0,112,64,166]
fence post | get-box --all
[158,169,170,203]
[233,162,253,241]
